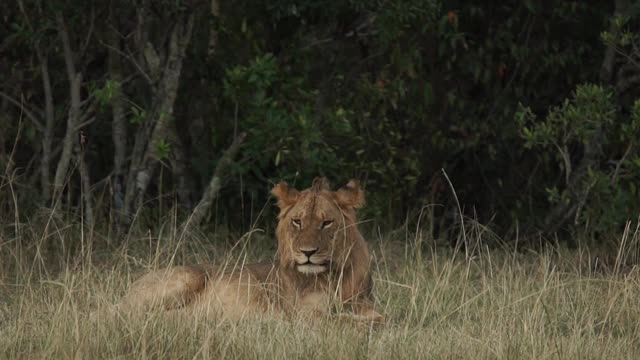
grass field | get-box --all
[1,217,640,359]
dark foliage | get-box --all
[1,0,639,246]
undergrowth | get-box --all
[1,212,640,359]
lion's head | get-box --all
[271,177,368,277]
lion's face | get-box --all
[272,177,365,275]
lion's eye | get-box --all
[292,219,302,229]
[321,220,334,229]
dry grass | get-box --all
[1,217,640,359]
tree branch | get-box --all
[0,92,44,131]
[79,6,95,60]
[99,40,152,84]
[56,13,78,87]
[186,132,247,228]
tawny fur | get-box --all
[115,177,383,323]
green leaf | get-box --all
[156,139,172,160]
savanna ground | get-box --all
[1,212,640,359]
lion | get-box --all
[111,177,383,324]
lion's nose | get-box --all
[300,248,319,258]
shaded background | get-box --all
[1,0,639,248]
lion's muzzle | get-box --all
[295,247,328,274]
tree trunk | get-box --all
[77,134,94,228]
[37,48,55,204]
[207,0,220,59]
[122,12,196,227]
[52,13,83,202]
[169,129,195,210]
[108,13,128,235]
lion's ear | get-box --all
[271,181,300,209]
[311,176,331,192]
[336,180,365,209]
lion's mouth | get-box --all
[296,261,328,275]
